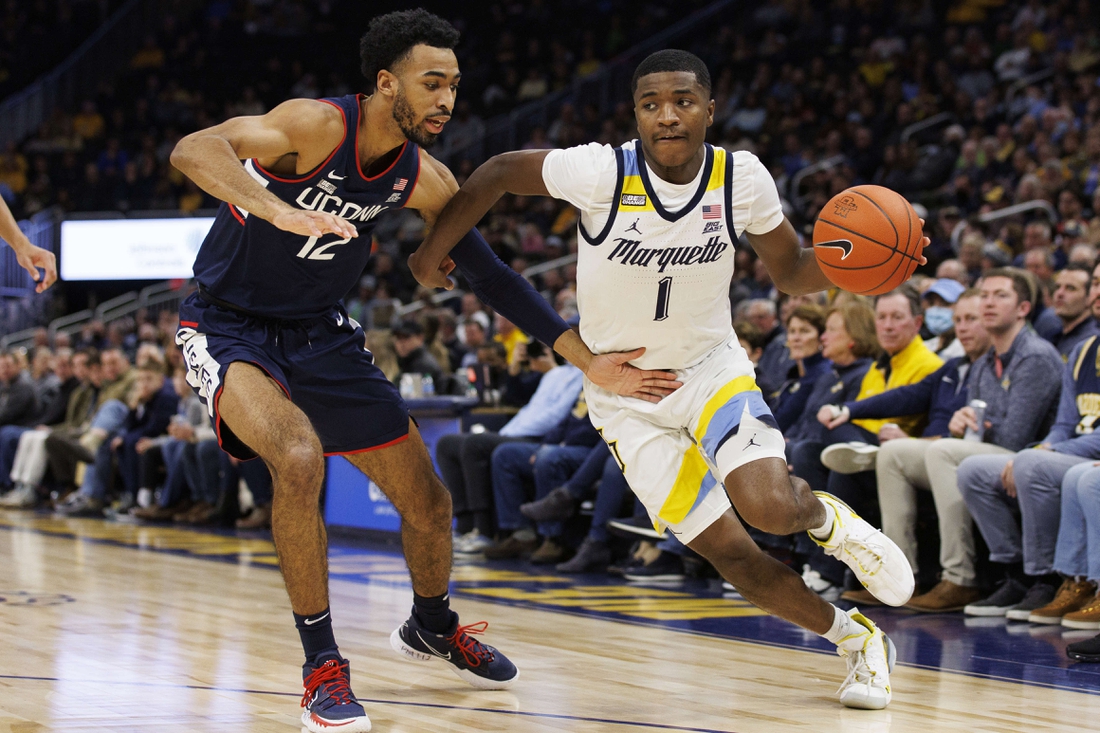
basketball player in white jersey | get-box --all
[410,50,925,710]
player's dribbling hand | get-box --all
[271,209,357,240]
[585,347,682,404]
[917,218,929,266]
[14,242,57,293]
[408,250,456,290]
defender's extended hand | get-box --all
[585,347,682,404]
[408,250,456,290]
[15,243,57,293]
[272,209,357,240]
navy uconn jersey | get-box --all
[192,94,420,319]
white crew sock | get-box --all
[809,498,836,539]
[821,605,858,645]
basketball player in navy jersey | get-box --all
[170,10,678,732]
[411,50,930,710]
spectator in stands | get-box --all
[773,304,829,433]
[130,365,219,524]
[392,320,443,391]
[957,328,1100,620]
[822,290,990,609]
[492,314,527,362]
[1018,461,1100,629]
[1034,262,1100,357]
[459,319,487,369]
[441,353,583,554]
[0,351,38,429]
[45,347,134,498]
[484,390,601,563]
[435,309,467,374]
[921,279,967,359]
[0,349,83,506]
[28,348,60,407]
[745,299,793,402]
[734,321,767,366]
[795,285,943,598]
[56,354,177,517]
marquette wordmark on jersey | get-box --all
[607,235,730,273]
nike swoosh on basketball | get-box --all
[304,612,330,625]
[816,239,854,259]
[416,630,451,660]
[327,170,346,180]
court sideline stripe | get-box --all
[0,673,738,733]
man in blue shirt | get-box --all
[436,352,584,553]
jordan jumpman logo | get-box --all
[743,433,760,450]
[625,218,642,235]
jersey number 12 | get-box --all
[297,234,352,261]
[654,277,672,321]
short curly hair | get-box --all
[359,9,460,93]
[631,49,711,97]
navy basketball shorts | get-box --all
[175,292,409,460]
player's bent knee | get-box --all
[269,443,325,496]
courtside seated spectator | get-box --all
[0,349,92,508]
[440,348,583,554]
[55,354,177,517]
[0,351,38,429]
[484,390,601,564]
[1034,263,1100,359]
[794,285,942,599]
[821,290,991,609]
[957,328,1100,620]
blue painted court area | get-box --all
[326,542,1100,696]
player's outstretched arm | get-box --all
[169,100,356,241]
[408,152,681,403]
[0,195,55,293]
[744,218,834,296]
[408,150,552,289]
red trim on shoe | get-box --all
[324,433,409,457]
[308,712,356,728]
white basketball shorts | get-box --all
[585,337,786,544]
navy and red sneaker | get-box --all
[390,611,519,690]
[300,657,372,732]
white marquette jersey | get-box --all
[543,140,784,370]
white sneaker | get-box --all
[453,529,493,556]
[801,564,842,602]
[836,608,895,710]
[820,442,880,474]
[810,492,914,606]
[0,484,37,508]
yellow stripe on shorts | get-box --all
[657,443,712,526]
[692,375,760,443]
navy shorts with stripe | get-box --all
[176,291,409,460]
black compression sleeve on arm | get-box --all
[448,228,569,348]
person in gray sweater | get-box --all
[900,269,1064,612]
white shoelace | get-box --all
[837,649,875,694]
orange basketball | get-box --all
[812,185,924,296]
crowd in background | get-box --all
[3,0,1100,648]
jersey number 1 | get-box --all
[654,277,672,321]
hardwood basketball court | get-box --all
[0,510,1097,732]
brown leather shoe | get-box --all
[1028,579,1098,624]
[530,537,565,564]
[905,579,983,612]
[132,500,191,522]
[483,533,539,560]
[175,501,212,524]
[840,588,885,606]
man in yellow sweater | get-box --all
[789,284,942,599]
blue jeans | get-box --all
[1054,462,1100,581]
[180,439,222,505]
[491,443,591,536]
[221,453,273,507]
[156,439,190,507]
[586,455,631,543]
[0,425,30,488]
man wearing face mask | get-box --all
[922,279,966,359]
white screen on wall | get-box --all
[60,217,214,281]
